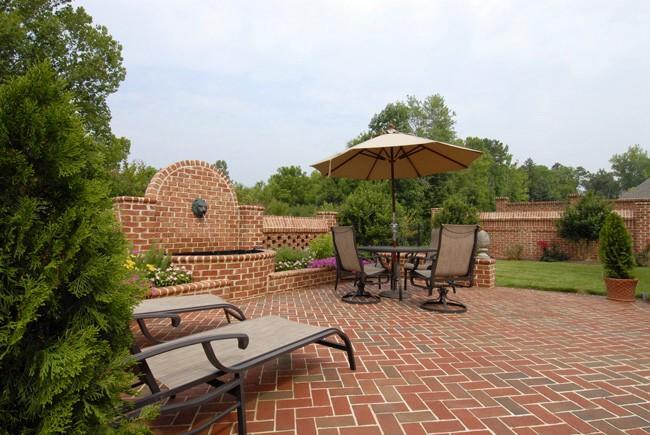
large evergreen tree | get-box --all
[0,0,130,171]
[0,63,143,432]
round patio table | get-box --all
[358,246,437,301]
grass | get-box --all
[496,260,650,297]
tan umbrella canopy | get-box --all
[311,130,482,243]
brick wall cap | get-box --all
[263,216,330,232]
[112,196,157,204]
[147,278,231,298]
[239,204,265,211]
[173,249,276,263]
[475,257,496,265]
[481,209,633,220]
[269,266,334,278]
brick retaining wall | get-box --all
[474,196,648,260]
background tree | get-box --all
[109,160,158,197]
[0,63,143,433]
[610,145,650,191]
[338,182,414,245]
[520,159,579,201]
[557,192,611,259]
[432,196,480,227]
[582,169,621,198]
[213,159,230,180]
[0,0,129,170]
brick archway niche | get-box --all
[113,160,275,300]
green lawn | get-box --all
[496,260,650,297]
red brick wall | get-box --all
[144,160,239,254]
[239,205,265,250]
[172,250,276,300]
[474,197,646,260]
[113,196,158,251]
[267,267,336,294]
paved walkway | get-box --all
[139,284,650,434]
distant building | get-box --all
[620,178,650,199]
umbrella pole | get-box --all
[390,153,397,247]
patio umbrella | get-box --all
[311,130,482,244]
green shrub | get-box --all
[133,244,171,271]
[504,244,524,260]
[0,63,144,432]
[275,247,313,271]
[338,181,413,245]
[309,234,334,259]
[558,193,611,243]
[599,213,635,279]
[540,242,569,262]
[432,196,480,227]
[635,244,650,267]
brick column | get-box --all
[633,200,650,253]
[239,205,265,249]
[112,196,158,251]
[495,197,508,211]
[473,257,496,289]
[316,211,338,229]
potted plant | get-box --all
[599,213,637,301]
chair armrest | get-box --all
[133,311,182,326]
[132,332,249,363]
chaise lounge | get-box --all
[133,294,246,344]
[128,315,356,434]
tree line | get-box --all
[114,95,649,245]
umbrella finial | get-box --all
[385,123,399,134]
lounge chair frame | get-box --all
[127,317,355,435]
[133,294,246,344]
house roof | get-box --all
[620,178,650,199]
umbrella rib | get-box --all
[331,150,366,173]
[399,145,425,159]
[365,157,379,180]
[401,146,422,177]
[422,147,469,169]
[360,150,386,160]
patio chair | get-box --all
[411,224,479,313]
[403,227,440,291]
[127,315,355,435]
[331,226,390,304]
[133,294,246,344]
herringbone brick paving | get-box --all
[137,284,650,434]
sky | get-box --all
[77,0,650,186]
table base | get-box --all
[378,289,404,300]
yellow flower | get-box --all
[146,264,157,272]
[124,258,135,270]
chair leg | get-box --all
[420,285,467,314]
[341,278,380,305]
[235,373,246,435]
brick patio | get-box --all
[139,284,650,434]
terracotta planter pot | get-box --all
[604,277,638,302]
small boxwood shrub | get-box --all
[599,213,635,279]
